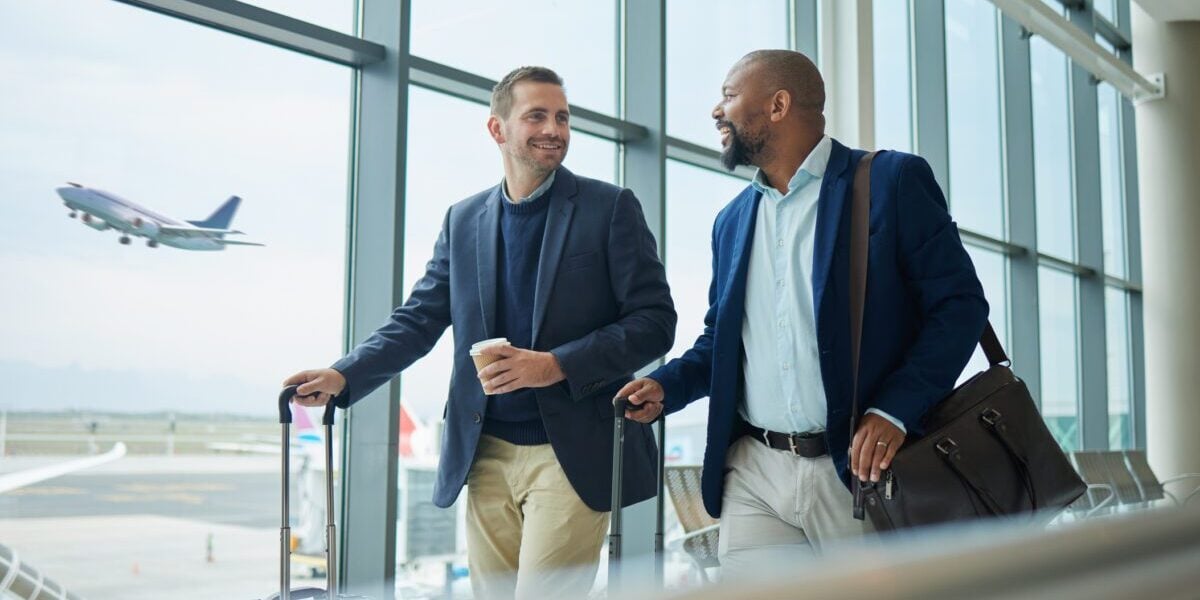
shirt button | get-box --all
[778,319,786,327]
[777,279,784,287]
[782,364,791,371]
[777,239,784,248]
[472,412,481,424]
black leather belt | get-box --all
[745,425,828,458]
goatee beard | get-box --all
[720,126,764,171]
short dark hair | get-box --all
[739,50,825,128]
[490,66,564,118]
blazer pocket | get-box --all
[562,251,600,272]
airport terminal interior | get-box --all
[1,0,1198,598]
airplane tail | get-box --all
[187,196,241,230]
[292,404,322,444]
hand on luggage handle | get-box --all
[612,396,646,418]
[279,385,337,426]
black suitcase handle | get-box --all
[277,385,340,600]
[607,395,665,593]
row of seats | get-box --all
[1069,449,1200,516]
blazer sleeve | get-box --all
[331,208,454,407]
[649,218,719,415]
[549,188,677,401]
[867,155,989,430]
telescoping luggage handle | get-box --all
[278,385,337,600]
[608,396,665,593]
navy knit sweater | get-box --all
[481,178,554,445]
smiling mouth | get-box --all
[716,123,732,145]
[531,141,563,151]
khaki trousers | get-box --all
[465,435,610,600]
[717,435,874,581]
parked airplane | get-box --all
[55,182,263,250]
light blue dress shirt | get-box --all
[500,170,556,204]
[739,136,904,435]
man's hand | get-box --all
[850,413,906,483]
[613,377,665,423]
[477,345,565,395]
[283,369,346,407]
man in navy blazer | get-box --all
[618,50,987,575]
[286,67,675,599]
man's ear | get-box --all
[487,115,506,144]
[770,90,792,123]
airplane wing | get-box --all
[0,442,126,494]
[158,225,245,237]
[217,239,265,247]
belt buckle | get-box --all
[787,435,798,455]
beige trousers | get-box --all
[465,434,610,600]
[717,435,874,581]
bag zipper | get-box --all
[884,470,894,499]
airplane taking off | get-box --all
[55,182,264,250]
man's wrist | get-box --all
[542,351,566,384]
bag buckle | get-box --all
[935,438,959,456]
[980,408,1002,426]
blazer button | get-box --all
[472,412,481,424]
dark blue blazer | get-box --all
[333,167,676,511]
[649,140,988,518]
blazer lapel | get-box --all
[718,189,762,328]
[812,139,853,325]
[531,168,577,346]
[476,186,503,339]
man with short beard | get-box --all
[617,50,988,577]
[285,66,675,599]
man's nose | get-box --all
[712,103,723,121]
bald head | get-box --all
[735,50,825,129]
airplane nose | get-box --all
[55,187,75,200]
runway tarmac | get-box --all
[0,455,321,599]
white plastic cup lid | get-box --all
[470,338,510,354]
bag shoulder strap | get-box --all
[848,151,876,433]
[848,154,1012,429]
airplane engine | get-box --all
[130,216,160,238]
[80,213,110,231]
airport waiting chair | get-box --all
[1068,451,1118,518]
[1122,449,1200,507]
[663,466,720,582]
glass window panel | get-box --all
[398,87,617,584]
[1030,37,1075,260]
[411,0,617,115]
[666,0,789,149]
[959,247,1008,385]
[1039,267,1080,452]
[945,0,1005,239]
[1095,0,1117,26]
[1106,287,1132,449]
[239,0,355,33]
[0,1,351,597]
[873,0,913,153]
[1098,82,1127,278]
[663,160,749,468]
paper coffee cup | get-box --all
[470,338,510,372]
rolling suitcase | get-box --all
[259,385,369,600]
[607,396,666,593]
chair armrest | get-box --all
[1086,483,1116,518]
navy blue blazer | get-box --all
[333,167,676,511]
[649,140,988,518]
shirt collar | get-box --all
[501,170,557,204]
[750,135,832,196]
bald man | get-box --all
[617,50,988,576]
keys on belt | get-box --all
[746,426,828,458]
